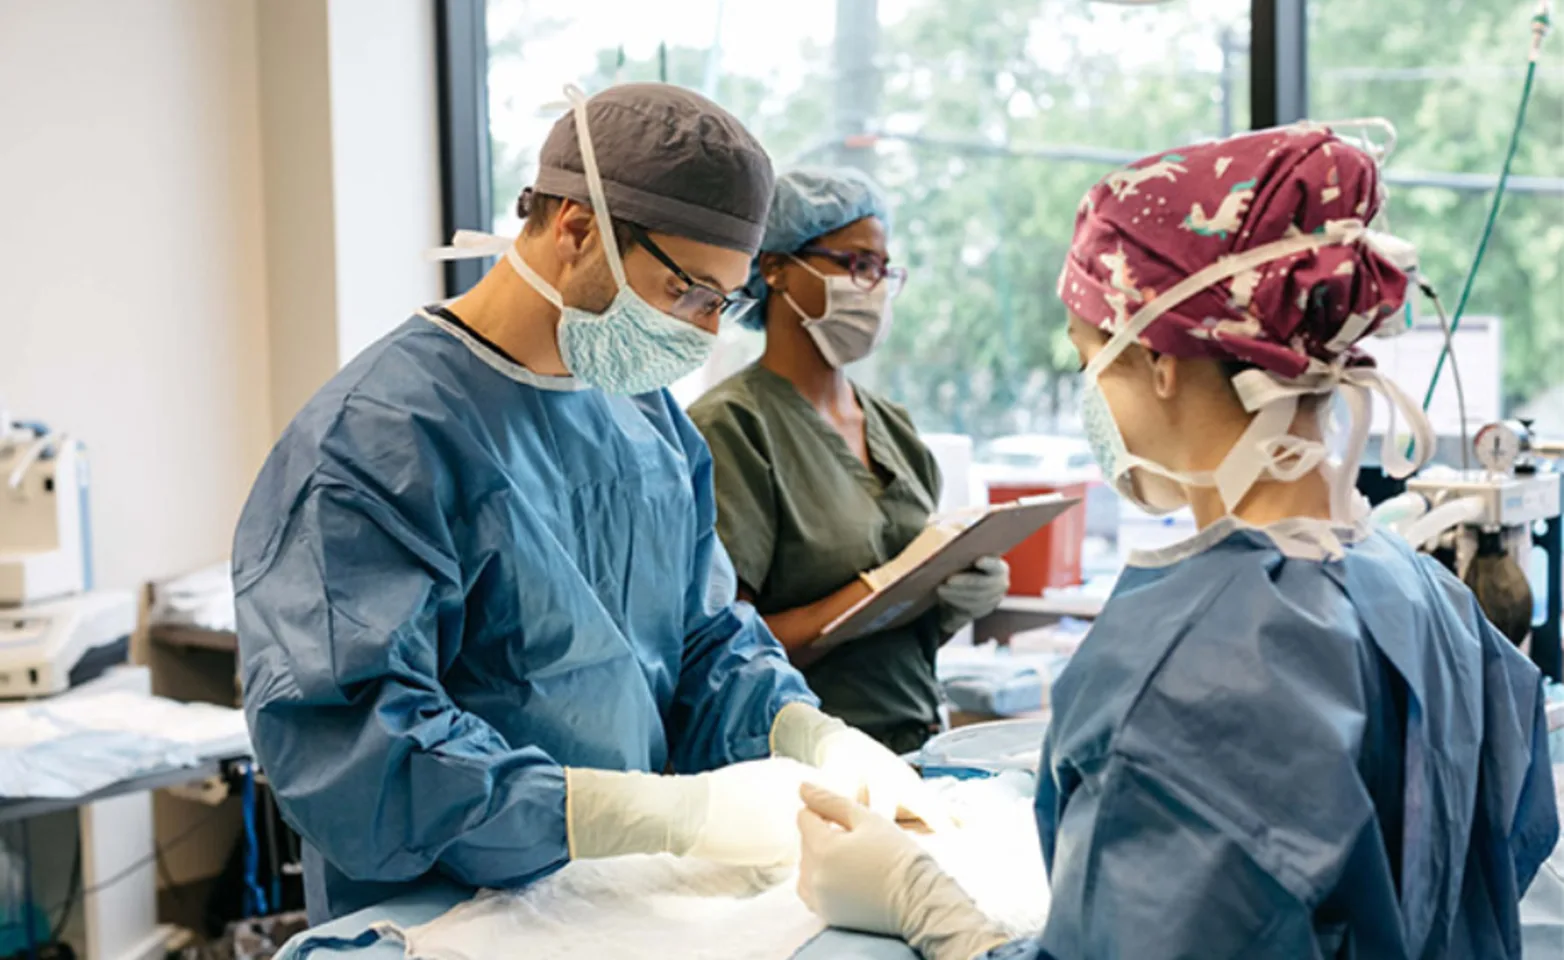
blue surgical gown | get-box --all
[232,312,816,924]
[987,521,1557,960]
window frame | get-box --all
[431,1,1562,682]
[431,2,1300,298]
[434,0,493,297]
[1250,0,1308,127]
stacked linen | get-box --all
[149,562,237,633]
[0,687,248,798]
[938,634,1082,718]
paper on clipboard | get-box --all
[814,494,1081,653]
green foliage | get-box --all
[863,0,1255,437]
[487,2,570,228]
[1310,0,1564,416]
[488,0,1563,435]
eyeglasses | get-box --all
[626,223,757,326]
[795,245,908,297]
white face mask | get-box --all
[782,257,893,368]
[1078,380,1190,514]
[1078,218,1435,540]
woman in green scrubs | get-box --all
[689,167,1009,754]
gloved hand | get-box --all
[797,784,1009,960]
[770,702,954,829]
[861,523,964,592]
[936,556,1010,634]
[565,757,818,866]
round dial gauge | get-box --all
[1474,422,1521,473]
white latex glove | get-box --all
[565,757,819,866]
[797,784,1009,960]
[770,702,954,829]
[861,523,964,591]
[936,556,1010,634]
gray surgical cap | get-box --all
[531,84,775,255]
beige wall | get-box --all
[1,0,443,890]
[0,0,274,589]
[256,0,341,434]
[0,0,444,588]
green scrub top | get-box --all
[689,364,945,745]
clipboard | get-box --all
[813,494,1081,653]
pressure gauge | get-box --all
[1474,422,1521,474]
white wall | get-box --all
[2,0,445,895]
[0,0,445,589]
[328,0,445,363]
[255,0,341,435]
[256,0,444,429]
[0,0,273,589]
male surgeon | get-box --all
[234,84,939,924]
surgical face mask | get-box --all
[504,88,715,395]
[783,258,893,368]
[506,249,714,396]
[1078,379,1188,514]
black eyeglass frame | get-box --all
[626,223,756,324]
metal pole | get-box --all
[991,191,1017,411]
[833,0,881,172]
[1219,26,1234,137]
[1250,0,1307,129]
[434,0,493,298]
[1535,500,1563,682]
[702,0,727,99]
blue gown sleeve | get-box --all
[235,480,570,891]
[663,409,817,774]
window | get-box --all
[1309,0,1564,425]
[450,0,1561,439]
[475,0,1250,437]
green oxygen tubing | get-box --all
[1418,1,1553,422]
